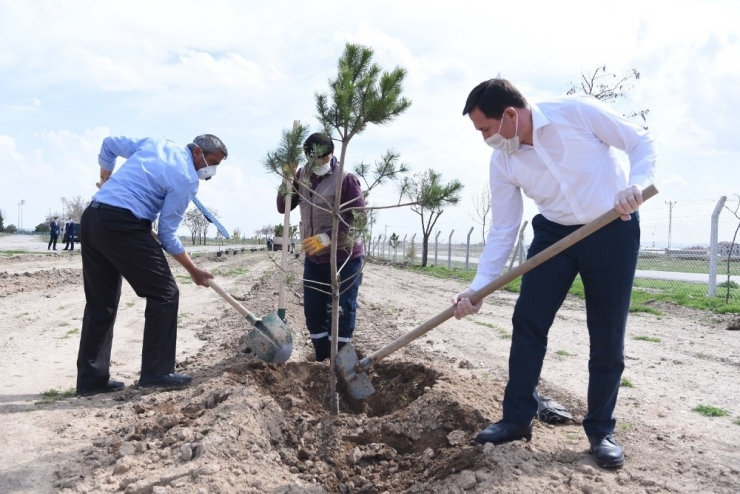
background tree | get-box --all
[723,195,740,304]
[0,209,4,231]
[567,65,649,128]
[183,208,205,245]
[62,196,89,222]
[470,186,491,245]
[403,169,464,267]
[34,222,50,234]
[5,224,17,234]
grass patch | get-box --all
[58,322,69,327]
[125,302,135,308]
[60,328,80,339]
[473,320,495,329]
[395,260,740,314]
[692,404,728,417]
[633,335,661,343]
[38,387,76,404]
[618,423,632,431]
[176,275,193,284]
[213,267,248,277]
[733,418,740,426]
[0,250,26,257]
[620,377,634,388]
[555,350,574,357]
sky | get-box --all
[1,0,739,248]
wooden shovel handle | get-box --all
[360,184,658,370]
[208,279,260,326]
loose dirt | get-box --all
[1,249,739,493]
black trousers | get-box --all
[503,213,639,437]
[48,233,58,249]
[76,204,179,391]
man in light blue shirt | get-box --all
[76,134,227,397]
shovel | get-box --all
[336,185,658,399]
[207,279,293,363]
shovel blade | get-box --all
[336,343,375,399]
[242,312,293,364]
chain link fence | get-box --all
[368,197,740,304]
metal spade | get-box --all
[208,279,293,363]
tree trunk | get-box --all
[421,235,429,267]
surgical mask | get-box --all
[484,108,519,153]
[197,156,217,181]
[314,162,331,176]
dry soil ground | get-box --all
[1,245,739,493]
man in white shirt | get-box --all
[452,78,656,469]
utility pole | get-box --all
[665,201,676,250]
[17,200,25,232]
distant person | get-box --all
[266,237,273,251]
[62,220,75,251]
[276,132,366,362]
[48,217,60,250]
[451,78,657,468]
[75,134,227,397]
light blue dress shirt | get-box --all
[93,136,199,255]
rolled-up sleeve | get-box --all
[98,136,143,171]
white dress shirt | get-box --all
[470,94,657,291]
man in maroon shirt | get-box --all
[277,133,366,361]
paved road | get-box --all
[0,234,266,254]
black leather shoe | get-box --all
[475,420,533,445]
[138,372,192,389]
[77,379,125,397]
[588,434,625,468]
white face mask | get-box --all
[197,154,217,181]
[484,108,519,153]
[314,162,331,176]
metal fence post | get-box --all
[434,231,441,265]
[709,196,727,297]
[402,234,407,263]
[465,226,474,270]
[447,230,455,269]
[411,233,417,266]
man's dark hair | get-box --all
[303,132,334,158]
[193,134,228,158]
[462,78,528,119]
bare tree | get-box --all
[567,65,649,129]
[470,186,491,245]
[62,196,89,222]
[183,208,203,245]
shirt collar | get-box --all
[529,103,550,132]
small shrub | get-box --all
[556,350,574,357]
[633,335,661,343]
[620,378,634,388]
[692,404,728,417]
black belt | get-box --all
[89,201,131,214]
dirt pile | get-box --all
[1,250,739,493]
